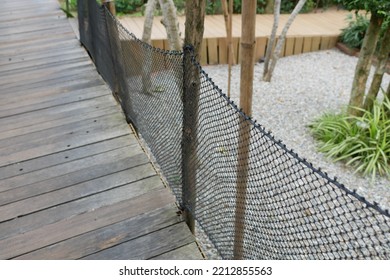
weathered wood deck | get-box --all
[0,0,203,260]
[120,8,350,65]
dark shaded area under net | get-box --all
[78,0,390,259]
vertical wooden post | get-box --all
[222,0,235,97]
[182,0,206,235]
[102,0,116,15]
[233,0,256,260]
[227,0,234,97]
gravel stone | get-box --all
[203,49,390,211]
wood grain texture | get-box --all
[120,9,349,65]
[0,0,201,260]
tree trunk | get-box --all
[159,0,182,50]
[264,0,307,82]
[265,0,275,14]
[347,12,383,117]
[386,81,390,101]
[141,0,157,94]
[222,0,235,97]
[182,0,206,234]
[263,0,281,80]
[234,0,257,260]
[363,25,390,112]
[142,0,157,44]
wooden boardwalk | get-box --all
[0,0,203,260]
[120,8,350,65]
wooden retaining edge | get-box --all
[151,35,340,65]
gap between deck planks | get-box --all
[0,0,203,260]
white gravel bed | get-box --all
[203,48,390,211]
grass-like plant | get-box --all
[309,97,390,180]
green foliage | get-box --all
[115,0,145,14]
[340,13,369,49]
[309,98,390,179]
[230,0,266,14]
[336,0,390,18]
[280,0,318,14]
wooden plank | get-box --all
[329,36,339,49]
[0,163,158,222]
[0,146,143,196]
[0,101,118,141]
[151,243,204,260]
[0,85,109,121]
[303,37,312,53]
[255,37,267,61]
[0,60,94,88]
[0,73,102,100]
[311,36,321,52]
[0,106,118,140]
[152,39,164,50]
[0,56,91,82]
[0,48,85,72]
[0,0,201,262]
[0,176,165,242]
[284,37,295,57]
[0,120,130,168]
[82,222,195,260]
[233,37,240,64]
[0,189,176,259]
[294,37,304,55]
[0,113,125,153]
[0,135,135,180]
[320,36,331,50]
[218,37,227,64]
[207,38,218,65]
[200,38,208,65]
[15,205,182,260]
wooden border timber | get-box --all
[152,35,339,65]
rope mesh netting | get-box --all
[77,0,390,259]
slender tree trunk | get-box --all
[221,0,229,33]
[264,0,307,82]
[222,0,235,97]
[182,0,206,234]
[363,25,390,112]
[348,12,383,117]
[159,0,181,50]
[227,0,234,97]
[141,0,157,94]
[265,0,275,14]
[234,0,256,260]
[263,0,281,80]
[142,0,157,44]
[387,81,390,101]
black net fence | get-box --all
[78,0,390,259]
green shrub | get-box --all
[309,98,390,180]
[115,0,145,14]
[340,13,369,49]
[280,0,316,14]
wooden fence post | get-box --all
[233,0,256,260]
[102,0,116,15]
[182,0,206,235]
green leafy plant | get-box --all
[340,13,370,49]
[309,97,390,180]
[115,0,144,14]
